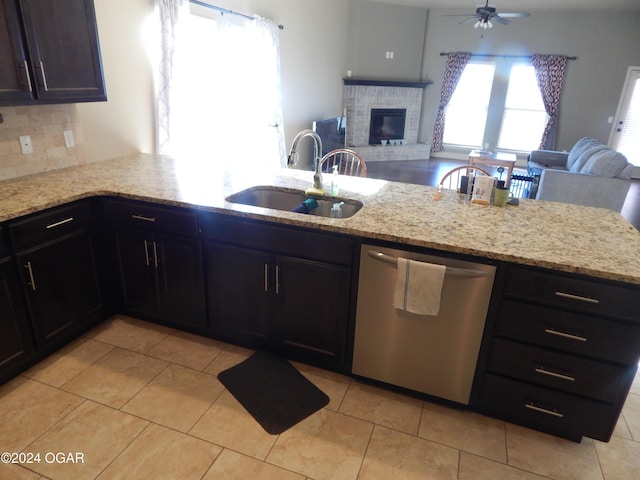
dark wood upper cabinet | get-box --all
[0,0,106,105]
[0,0,32,102]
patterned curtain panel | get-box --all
[532,54,569,150]
[157,0,188,154]
[431,52,472,152]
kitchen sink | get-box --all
[225,186,363,218]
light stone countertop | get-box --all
[2,153,640,285]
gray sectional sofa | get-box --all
[527,137,632,212]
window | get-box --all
[497,64,548,151]
[442,63,495,148]
[158,2,285,170]
[443,60,548,152]
[610,67,640,168]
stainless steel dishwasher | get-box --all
[353,244,496,404]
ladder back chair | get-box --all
[320,149,367,177]
[439,165,491,192]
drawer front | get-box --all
[496,299,640,365]
[479,374,617,441]
[200,213,355,266]
[102,199,198,236]
[504,266,640,321]
[487,338,635,403]
[9,202,93,252]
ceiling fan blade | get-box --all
[498,12,531,18]
[493,15,511,25]
[459,16,481,24]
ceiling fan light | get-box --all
[474,20,481,28]
[487,20,493,28]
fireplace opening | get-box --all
[368,108,406,145]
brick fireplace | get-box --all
[343,79,431,162]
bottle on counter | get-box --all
[331,165,340,196]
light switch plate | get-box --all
[63,130,75,148]
[19,135,33,154]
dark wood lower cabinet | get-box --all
[473,265,640,442]
[204,226,354,371]
[0,256,34,382]
[276,256,350,365]
[113,228,206,329]
[206,243,272,344]
[17,232,103,347]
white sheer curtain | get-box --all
[156,1,286,170]
[156,0,189,154]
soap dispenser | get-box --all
[331,165,339,196]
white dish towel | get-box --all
[393,258,446,316]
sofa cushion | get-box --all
[569,144,607,173]
[567,137,600,170]
[581,149,631,178]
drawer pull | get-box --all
[544,328,588,343]
[45,217,74,229]
[535,367,576,382]
[554,291,600,304]
[131,214,156,223]
[525,403,564,418]
[24,262,36,291]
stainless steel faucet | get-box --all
[287,129,324,192]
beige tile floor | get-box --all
[1,315,638,480]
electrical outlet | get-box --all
[19,135,33,154]
[63,129,75,148]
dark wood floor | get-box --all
[365,158,640,230]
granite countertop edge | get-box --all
[1,154,639,286]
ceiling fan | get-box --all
[447,2,531,29]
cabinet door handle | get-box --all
[24,262,37,291]
[275,265,280,295]
[38,61,49,91]
[525,402,564,418]
[554,291,599,304]
[535,367,576,382]
[544,328,588,343]
[152,241,159,268]
[46,217,74,229]
[23,60,33,91]
[143,240,150,267]
[131,214,156,223]
[264,263,269,292]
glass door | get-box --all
[609,67,640,178]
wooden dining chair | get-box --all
[438,165,491,192]
[320,149,367,177]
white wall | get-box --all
[77,0,156,163]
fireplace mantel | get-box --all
[343,78,431,89]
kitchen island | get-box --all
[1,153,639,442]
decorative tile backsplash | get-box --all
[0,104,85,181]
